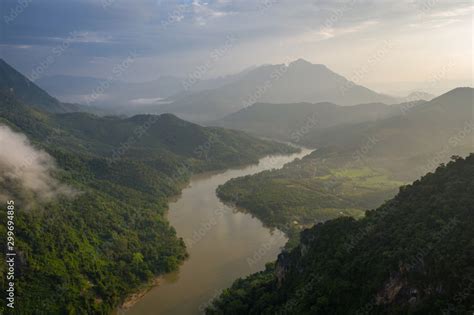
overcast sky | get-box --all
[1,0,472,94]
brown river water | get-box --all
[122,148,313,315]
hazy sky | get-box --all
[1,0,472,95]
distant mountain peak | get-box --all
[444,86,473,94]
[289,58,312,66]
[430,86,473,102]
[154,58,398,121]
[288,58,327,69]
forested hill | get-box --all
[0,88,295,169]
[211,101,406,141]
[215,86,472,248]
[208,154,474,314]
[0,59,87,113]
[0,86,296,314]
[302,87,474,179]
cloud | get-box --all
[430,5,474,18]
[0,124,76,205]
[299,20,380,42]
[408,3,472,30]
[1,0,471,83]
[191,0,234,26]
[410,18,462,29]
[45,31,113,44]
[0,44,32,49]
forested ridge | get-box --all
[216,87,473,246]
[208,154,474,314]
[0,87,296,314]
[217,150,403,245]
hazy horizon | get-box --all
[0,1,473,314]
[1,0,472,96]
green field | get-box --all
[217,160,404,245]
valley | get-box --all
[207,154,474,314]
[124,149,312,314]
[0,60,299,314]
[217,158,403,246]
[0,3,472,311]
[0,58,472,314]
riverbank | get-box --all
[118,277,162,312]
[216,151,404,247]
[124,149,312,315]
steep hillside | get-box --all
[0,89,296,314]
[215,87,472,245]
[0,58,105,115]
[0,59,85,113]
[208,154,474,314]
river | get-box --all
[124,148,313,315]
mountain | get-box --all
[214,87,472,246]
[36,75,108,96]
[0,59,85,113]
[32,59,401,121]
[301,87,474,179]
[211,101,414,141]
[0,83,296,314]
[152,59,398,121]
[208,154,474,314]
[402,91,435,102]
[36,75,184,107]
[0,59,103,114]
[35,68,253,110]
[0,88,296,172]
